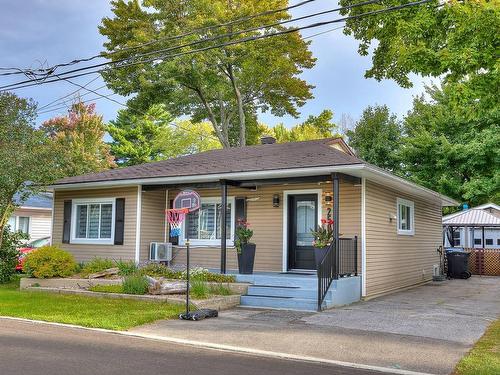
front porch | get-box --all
[141,173,362,310]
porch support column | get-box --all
[332,173,340,278]
[220,179,228,274]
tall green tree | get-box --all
[108,104,173,166]
[42,102,116,177]
[108,104,221,166]
[345,105,402,173]
[402,84,499,206]
[0,92,59,248]
[339,0,499,88]
[99,0,316,148]
[263,109,339,143]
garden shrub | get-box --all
[190,280,233,299]
[0,228,25,283]
[115,259,138,276]
[23,246,77,279]
[190,279,209,299]
[122,275,149,295]
[81,257,114,277]
[139,263,182,279]
[138,263,236,283]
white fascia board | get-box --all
[49,163,457,207]
[360,166,458,207]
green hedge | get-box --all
[24,246,77,279]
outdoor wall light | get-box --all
[272,194,280,207]
[388,213,397,222]
[324,195,333,203]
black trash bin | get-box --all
[446,249,471,279]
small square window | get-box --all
[485,239,493,245]
[497,239,500,246]
[474,238,482,245]
[397,198,414,235]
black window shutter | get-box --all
[235,197,247,227]
[62,200,72,244]
[114,198,125,245]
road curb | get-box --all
[0,316,436,375]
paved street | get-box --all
[0,319,385,375]
[133,277,500,375]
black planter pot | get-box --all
[237,243,256,274]
[314,247,329,269]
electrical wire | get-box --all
[0,0,318,77]
[0,0,433,92]
[0,0,383,87]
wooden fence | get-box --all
[464,248,500,276]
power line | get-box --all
[0,0,383,89]
[0,0,318,78]
[38,76,221,143]
[1,0,432,92]
[37,76,101,110]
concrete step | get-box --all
[235,274,318,288]
[248,285,333,301]
[240,295,321,311]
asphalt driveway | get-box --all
[132,276,500,375]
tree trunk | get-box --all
[228,64,246,147]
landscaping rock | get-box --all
[147,277,187,295]
[88,268,119,279]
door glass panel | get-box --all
[296,200,315,246]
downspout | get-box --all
[220,180,228,274]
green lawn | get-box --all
[0,277,184,330]
[454,319,500,375]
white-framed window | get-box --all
[180,197,235,246]
[452,230,461,246]
[71,198,115,244]
[7,216,31,235]
[397,198,415,235]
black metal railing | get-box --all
[317,236,358,311]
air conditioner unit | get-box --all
[150,242,173,261]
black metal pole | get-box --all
[332,173,340,279]
[220,180,227,274]
[186,229,190,316]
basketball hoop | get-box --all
[166,208,188,237]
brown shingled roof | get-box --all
[54,138,364,185]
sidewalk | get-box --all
[130,278,500,375]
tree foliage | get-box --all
[108,104,221,166]
[346,105,402,173]
[0,92,59,248]
[42,102,116,176]
[99,0,316,147]
[263,109,339,143]
[339,0,499,88]
[402,83,499,206]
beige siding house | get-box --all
[10,193,53,242]
[49,138,457,309]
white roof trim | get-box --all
[50,164,458,206]
[474,202,500,211]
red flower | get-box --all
[328,219,334,225]
[321,219,327,224]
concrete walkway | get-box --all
[131,276,500,375]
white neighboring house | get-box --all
[8,193,53,242]
[443,203,500,249]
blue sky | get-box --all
[0,0,429,128]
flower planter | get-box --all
[237,243,256,274]
[314,247,329,269]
